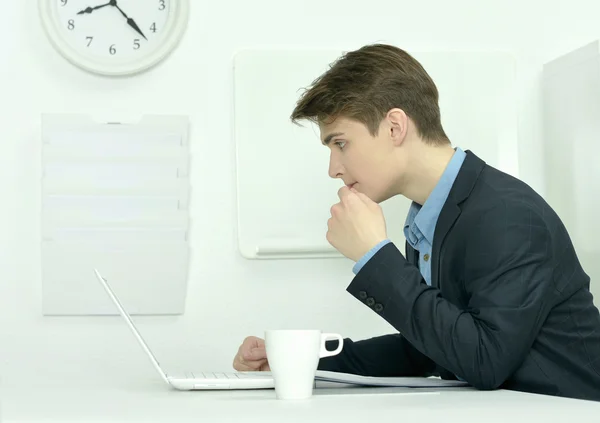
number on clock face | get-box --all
[56,0,170,59]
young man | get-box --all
[232,44,600,401]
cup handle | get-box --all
[319,333,344,358]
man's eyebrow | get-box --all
[322,132,344,145]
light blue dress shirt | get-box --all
[352,147,467,284]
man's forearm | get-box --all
[318,333,435,377]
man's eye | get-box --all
[335,141,346,149]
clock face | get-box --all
[39,0,189,75]
[56,0,170,60]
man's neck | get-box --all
[401,144,456,205]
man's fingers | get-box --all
[351,188,375,205]
[330,203,342,217]
[233,350,268,371]
[243,346,267,361]
[236,356,269,371]
[234,359,267,372]
[232,336,269,372]
[337,185,351,201]
[236,358,268,371]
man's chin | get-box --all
[352,185,391,204]
[359,191,382,204]
[372,191,395,204]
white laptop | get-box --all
[93,268,275,390]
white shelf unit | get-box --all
[40,114,191,316]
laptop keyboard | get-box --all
[185,372,271,379]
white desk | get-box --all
[2,375,599,422]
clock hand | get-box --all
[76,0,113,15]
[114,3,148,40]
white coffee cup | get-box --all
[264,329,343,400]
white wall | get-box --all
[1,0,599,386]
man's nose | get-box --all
[328,155,343,179]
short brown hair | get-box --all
[290,44,450,145]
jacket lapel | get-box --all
[431,150,486,289]
[431,204,460,289]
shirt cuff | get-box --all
[352,239,391,274]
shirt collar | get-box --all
[403,147,466,245]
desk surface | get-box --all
[3,374,600,423]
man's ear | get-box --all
[385,108,408,147]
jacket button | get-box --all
[359,291,368,300]
[374,303,384,312]
[366,297,375,307]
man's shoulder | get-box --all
[451,152,547,217]
[465,163,553,221]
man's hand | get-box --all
[326,186,388,262]
[232,336,270,371]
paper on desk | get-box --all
[314,370,469,388]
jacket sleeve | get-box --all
[317,334,436,377]
[345,202,556,390]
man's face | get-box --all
[320,116,400,204]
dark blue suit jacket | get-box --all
[318,150,600,401]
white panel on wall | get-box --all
[233,48,517,260]
[41,114,191,315]
[543,40,600,303]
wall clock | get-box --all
[38,0,189,76]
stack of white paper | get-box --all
[314,370,470,388]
